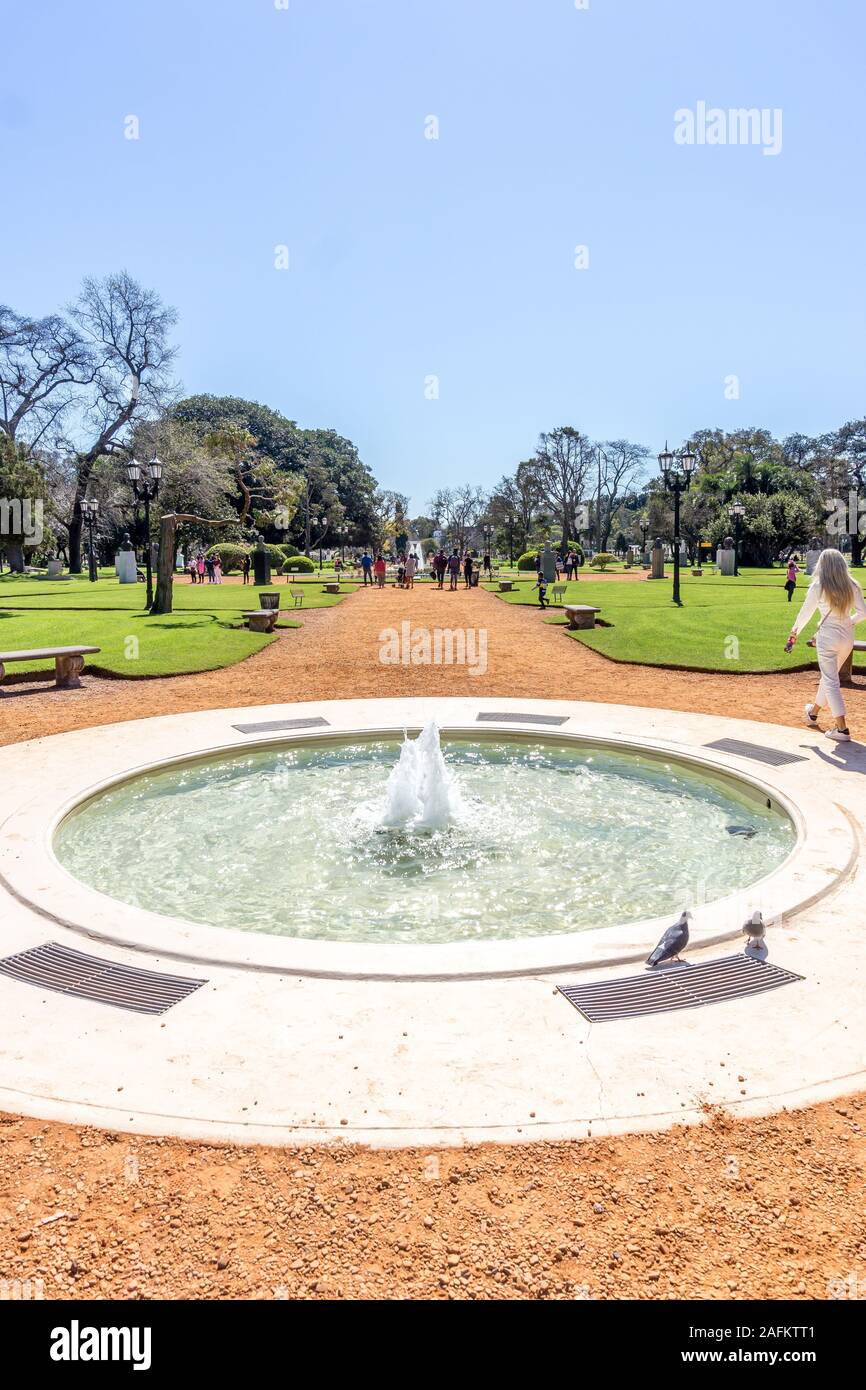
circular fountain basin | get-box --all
[54,734,795,947]
[0,699,854,979]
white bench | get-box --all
[0,645,100,689]
[563,604,601,631]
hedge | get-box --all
[589,552,617,570]
[517,543,584,571]
[281,553,315,574]
[204,543,250,574]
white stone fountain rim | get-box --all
[0,698,855,981]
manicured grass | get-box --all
[0,570,357,678]
[492,567,866,674]
[0,571,354,612]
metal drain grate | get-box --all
[0,943,207,1016]
[232,716,331,735]
[704,738,807,768]
[558,955,803,1022]
[477,711,569,727]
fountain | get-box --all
[377,721,462,831]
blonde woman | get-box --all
[786,549,866,741]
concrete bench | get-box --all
[242,610,279,633]
[0,645,100,689]
[498,580,514,592]
[840,640,866,684]
[322,582,341,594]
[563,604,601,631]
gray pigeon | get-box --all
[646,910,691,968]
[743,910,765,945]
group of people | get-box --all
[357,548,491,591]
[187,552,224,584]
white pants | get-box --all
[815,620,854,718]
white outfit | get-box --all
[794,577,866,717]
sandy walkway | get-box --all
[2,582,863,746]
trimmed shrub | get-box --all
[517,543,584,571]
[589,552,617,571]
[205,543,250,574]
[281,553,315,574]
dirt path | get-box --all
[2,582,863,746]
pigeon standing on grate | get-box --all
[743,910,767,957]
[646,910,691,968]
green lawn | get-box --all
[0,570,354,678]
[490,567,866,674]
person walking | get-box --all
[361,550,374,586]
[434,548,447,589]
[564,553,574,581]
[241,553,251,585]
[786,548,866,742]
[463,552,474,589]
[784,558,800,603]
[196,553,206,585]
[482,551,491,578]
[447,550,460,591]
[405,552,417,589]
[213,554,223,584]
[373,553,387,588]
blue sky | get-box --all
[3,0,864,511]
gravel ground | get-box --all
[1,1102,863,1300]
[1,582,864,1300]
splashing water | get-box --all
[377,721,462,831]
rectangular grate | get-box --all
[232,716,331,735]
[0,943,207,1016]
[477,711,570,727]
[703,738,807,767]
[558,955,803,1022]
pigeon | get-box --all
[743,910,766,945]
[646,910,691,968]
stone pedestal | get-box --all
[117,551,138,584]
[716,546,736,576]
[55,653,85,688]
[650,540,665,579]
[253,544,271,587]
[805,548,821,576]
[46,560,63,579]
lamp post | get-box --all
[658,441,696,606]
[125,455,162,608]
[507,513,514,567]
[81,497,100,583]
[730,501,746,577]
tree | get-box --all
[0,307,95,452]
[828,420,866,565]
[0,434,49,570]
[65,272,179,572]
[529,426,593,550]
[490,465,540,556]
[593,439,651,549]
[428,485,487,552]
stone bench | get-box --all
[498,580,514,592]
[0,645,100,689]
[242,610,279,633]
[563,604,601,631]
[322,582,341,594]
[840,640,866,684]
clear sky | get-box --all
[3,0,864,511]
